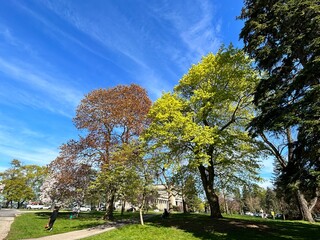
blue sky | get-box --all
[0,0,273,187]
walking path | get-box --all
[24,218,138,240]
[0,216,15,240]
[0,210,155,240]
[24,224,119,240]
[0,208,18,240]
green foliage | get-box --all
[0,160,46,206]
[239,0,320,221]
[144,45,264,218]
[265,188,279,213]
[240,0,320,132]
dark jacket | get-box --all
[50,209,58,220]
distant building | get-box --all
[153,184,183,211]
[115,184,183,211]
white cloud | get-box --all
[0,146,57,165]
[38,0,149,69]
[154,0,221,63]
[0,57,82,116]
[0,125,59,166]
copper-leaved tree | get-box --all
[73,84,151,219]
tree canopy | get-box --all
[0,159,46,208]
[143,45,264,218]
[51,84,152,219]
[239,0,320,222]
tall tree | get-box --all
[56,84,151,220]
[239,0,320,222]
[265,187,279,214]
[144,46,263,218]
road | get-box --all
[0,208,19,240]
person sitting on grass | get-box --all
[45,206,59,231]
[162,208,169,219]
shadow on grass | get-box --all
[146,213,320,240]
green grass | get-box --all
[7,211,106,240]
[84,213,320,240]
[7,211,320,240]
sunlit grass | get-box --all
[7,211,320,240]
[84,213,320,240]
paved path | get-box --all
[24,225,117,240]
[0,210,155,240]
[0,209,19,240]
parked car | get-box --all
[79,206,91,212]
[42,206,51,210]
[245,211,254,216]
[97,206,106,211]
[26,204,44,209]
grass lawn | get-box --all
[83,213,320,240]
[7,211,320,240]
[6,210,106,240]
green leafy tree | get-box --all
[242,184,266,214]
[144,45,263,218]
[239,0,320,222]
[0,160,45,208]
[265,187,279,214]
[173,165,201,213]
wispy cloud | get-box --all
[38,0,149,69]
[0,145,58,166]
[0,123,59,166]
[0,57,82,117]
[0,24,39,57]
[152,0,221,64]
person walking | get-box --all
[46,206,59,231]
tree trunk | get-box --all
[222,191,229,214]
[198,165,223,218]
[167,188,174,212]
[296,190,316,222]
[104,193,115,220]
[139,208,144,225]
[121,200,125,216]
[182,199,188,213]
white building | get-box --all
[153,184,183,211]
[114,184,183,211]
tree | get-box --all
[239,0,320,222]
[265,187,279,214]
[242,184,265,214]
[144,45,263,218]
[173,165,201,213]
[45,147,95,208]
[0,160,45,208]
[55,84,152,220]
[39,174,60,208]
